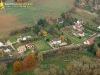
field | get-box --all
[0,0,74,38]
[34,39,52,51]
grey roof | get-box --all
[53,38,61,41]
[56,18,64,23]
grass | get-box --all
[46,35,54,40]
[8,34,20,43]
[3,0,74,25]
[34,39,52,52]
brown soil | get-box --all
[0,13,27,38]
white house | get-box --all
[72,19,85,37]
[51,38,61,45]
[17,45,26,53]
[0,42,3,47]
[97,26,100,29]
[56,18,64,24]
[4,48,10,53]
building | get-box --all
[51,38,61,45]
[0,42,3,47]
[26,43,34,49]
[84,37,95,45]
[4,48,10,53]
[97,26,100,29]
[72,19,85,37]
[56,18,64,24]
[17,45,26,53]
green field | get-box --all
[3,0,74,25]
[34,39,52,51]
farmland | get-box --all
[0,0,74,38]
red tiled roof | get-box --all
[88,37,95,44]
[27,43,34,47]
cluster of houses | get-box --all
[17,42,34,54]
[72,19,85,37]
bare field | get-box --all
[0,13,27,38]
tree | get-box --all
[13,61,22,72]
[34,25,40,35]
[98,43,100,48]
[92,0,95,6]
[61,13,65,19]
[60,35,65,42]
[48,27,54,35]
[96,47,100,58]
[0,62,7,74]
[65,13,71,18]
[41,30,47,36]
[37,52,43,62]
[22,53,35,68]
[38,19,46,27]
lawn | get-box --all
[34,39,52,51]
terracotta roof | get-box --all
[17,46,26,51]
[26,43,34,47]
[88,37,95,44]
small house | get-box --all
[17,45,26,53]
[56,18,64,24]
[0,42,3,47]
[84,37,95,45]
[26,43,34,49]
[97,26,100,29]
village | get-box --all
[0,13,100,59]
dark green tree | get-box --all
[61,13,65,19]
[34,25,40,35]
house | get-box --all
[97,26,100,29]
[51,38,61,45]
[56,18,64,24]
[72,19,85,37]
[4,48,10,53]
[17,45,26,53]
[0,42,3,47]
[84,37,95,45]
[26,43,34,49]
[17,35,32,42]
